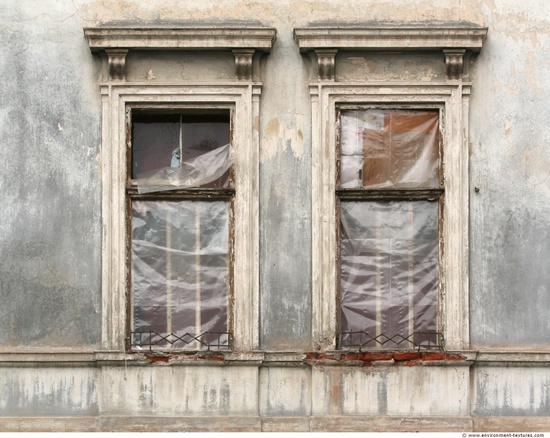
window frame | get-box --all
[335,103,445,350]
[310,83,471,352]
[99,84,261,352]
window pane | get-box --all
[340,200,439,349]
[131,200,230,349]
[132,114,180,177]
[340,110,439,188]
[132,110,231,188]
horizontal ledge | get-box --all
[0,415,475,432]
[294,25,487,52]
[101,81,262,86]
[0,350,548,365]
[475,351,550,363]
[84,27,276,51]
[4,415,550,432]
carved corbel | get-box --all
[444,49,466,80]
[106,49,128,81]
[315,49,337,81]
[233,49,255,81]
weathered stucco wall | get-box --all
[0,1,102,347]
[1,0,548,350]
[469,2,550,348]
[1,0,550,431]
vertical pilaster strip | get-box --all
[460,85,471,350]
[114,90,127,351]
[310,85,324,349]
[444,85,469,351]
[251,84,262,349]
[100,86,112,350]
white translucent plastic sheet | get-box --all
[340,201,439,349]
[340,110,439,189]
[135,143,234,193]
[132,200,229,348]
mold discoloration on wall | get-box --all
[473,366,550,416]
[260,367,312,416]
[0,367,98,416]
[312,365,470,416]
[99,366,258,415]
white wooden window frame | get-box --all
[100,83,261,351]
[311,83,470,351]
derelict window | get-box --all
[127,108,234,351]
[337,108,443,350]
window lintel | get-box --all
[294,24,487,52]
[84,25,277,81]
[84,25,277,51]
[294,23,487,81]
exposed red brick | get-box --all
[305,352,319,360]
[393,352,422,361]
[343,352,362,361]
[307,352,333,361]
[422,352,446,361]
[147,356,169,363]
[363,352,393,361]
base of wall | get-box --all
[2,416,549,432]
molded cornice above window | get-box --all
[293,24,488,81]
[84,25,277,81]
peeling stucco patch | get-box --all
[261,115,305,162]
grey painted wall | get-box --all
[0,0,549,350]
[469,6,550,348]
[0,1,102,347]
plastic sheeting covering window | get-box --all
[340,201,439,349]
[131,200,229,349]
[340,109,439,189]
[131,112,232,193]
[135,143,234,194]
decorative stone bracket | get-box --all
[105,49,128,81]
[233,49,255,81]
[315,49,337,81]
[444,49,467,80]
[294,25,488,81]
[84,26,277,82]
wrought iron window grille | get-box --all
[338,331,444,351]
[127,331,233,351]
